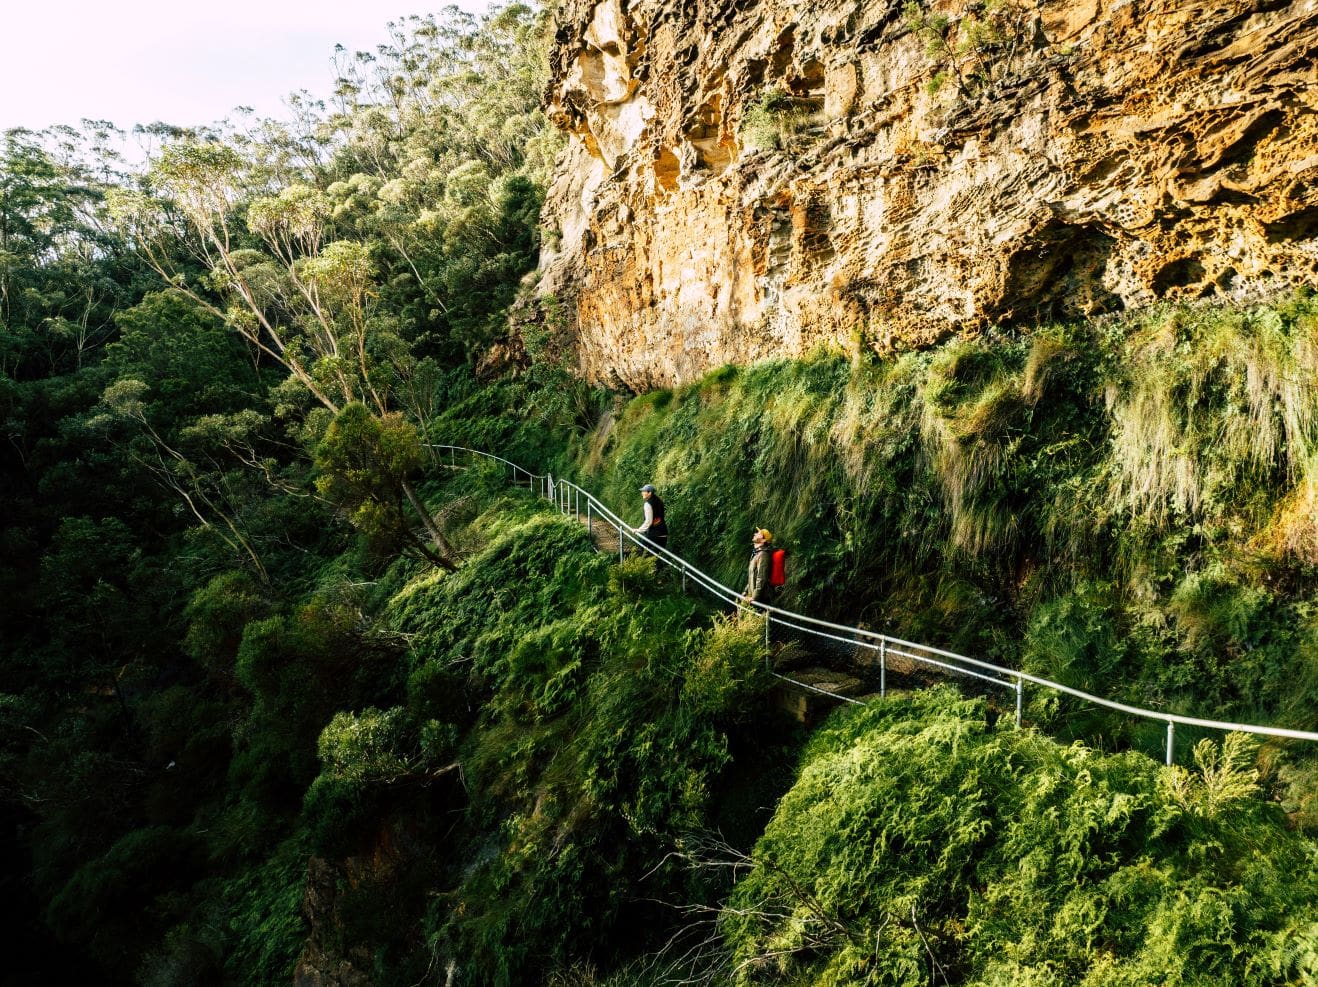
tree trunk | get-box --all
[402,478,459,570]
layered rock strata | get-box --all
[538,0,1318,388]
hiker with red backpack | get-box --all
[744,528,786,605]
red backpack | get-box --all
[770,548,787,587]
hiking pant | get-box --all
[642,530,668,571]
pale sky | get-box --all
[0,0,490,133]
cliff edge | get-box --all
[538,0,1318,387]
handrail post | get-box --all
[428,447,1318,752]
[764,612,772,669]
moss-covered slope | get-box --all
[574,296,1318,778]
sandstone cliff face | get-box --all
[538,0,1318,388]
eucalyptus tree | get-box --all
[0,131,79,328]
[1,125,153,662]
[321,3,560,353]
[105,4,561,571]
[0,128,135,373]
[110,139,460,568]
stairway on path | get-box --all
[771,668,872,725]
[579,513,623,555]
[577,508,980,722]
[443,447,1318,759]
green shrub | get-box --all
[574,296,1318,762]
[740,87,822,153]
[904,0,1038,100]
[317,707,414,783]
[608,553,664,597]
[682,613,772,720]
[722,688,1317,985]
[183,569,270,682]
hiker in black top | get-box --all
[634,484,668,555]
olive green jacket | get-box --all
[745,546,772,601]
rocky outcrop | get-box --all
[294,857,376,987]
[539,0,1318,388]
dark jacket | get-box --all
[639,494,667,538]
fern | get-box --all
[1163,732,1261,819]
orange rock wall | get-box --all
[539,0,1318,388]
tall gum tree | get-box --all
[104,5,562,572]
[110,141,459,569]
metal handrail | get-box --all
[429,444,548,485]
[427,444,1318,763]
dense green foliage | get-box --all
[576,300,1318,778]
[3,2,1317,984]
[358,492,785,984]
[0,5,570,982]
[724,689,1318,985]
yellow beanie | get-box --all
[756,528,773,543]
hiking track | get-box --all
[429,444,1318,764]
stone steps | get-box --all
[578,514,623,554]
[772,665,868,725]
[784,666,866,696]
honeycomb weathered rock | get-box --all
[538,0,1318,388]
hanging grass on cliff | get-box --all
[573,293,1318,782]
